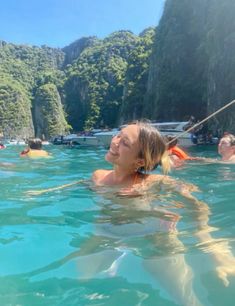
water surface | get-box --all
[0,145,234,306]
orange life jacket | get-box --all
[168,146,190,160]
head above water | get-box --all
[137,122,170,173]
[218,133,235,158]
[107,121,170,174]
[28,138,42,150]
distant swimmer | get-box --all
[20,138,50,158]
[165,135,196,167]
[197,132,235,164]
[167,132,235,165]
[218,133,235,163]
[0,143,6,149]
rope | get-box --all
[167,99,235,145]
[26,180,85,196]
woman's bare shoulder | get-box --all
[92,169,111,183]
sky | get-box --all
[0,0,165,48]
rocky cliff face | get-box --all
[1,2,235,137]
[62,37,99,66]
[0,42,68,139]
[64,31,138,130]
[0,77,34,139]
[206,0,235,133]
[119,28,155,124]
[145,0,235,132]
[33,83,69,139]
[145,0,208,121]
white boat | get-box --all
[94,129,120,148]
[62,134,102,146]
[151,122,192,147]
[95,122,193,148]
[5,139,26,145]
[42,141,50,145]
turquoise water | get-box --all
[0,145,234,306]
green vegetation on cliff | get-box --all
[0,42,67,138]
[145,0,235,132]
[1,1,235,138]
[120,28,155,123]
[0,76,34,138]
[64,31,138,130]
[33,83,70,139]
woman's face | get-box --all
[105,124,143,170]
[218,137,234,156]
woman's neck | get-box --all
[112,167,136,185]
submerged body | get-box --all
[90,122,235,306]
[23,123,235,305]
[1,142,234,306]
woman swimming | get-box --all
[26,122,235,306]
[90,121,235,305]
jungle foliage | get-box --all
[0,0,235,138]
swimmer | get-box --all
[26,122,235,304]
[91,121,235,303]
[20,138,50,158]
[164,135,193,167]
[218,133,235,163]
[0,143,6,149]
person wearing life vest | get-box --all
[20,138,50,158]
[168,145,191,160]
[165,135,192,167]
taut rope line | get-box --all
[26,180,85,196]
[167,99,235,145]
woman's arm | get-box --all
[193,204,235,287]
[26,180,85,195]
[167,176,235,286]
[154,175,235,286]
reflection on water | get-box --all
[0,145,234,306]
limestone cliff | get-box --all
[33,83,69,139]
[145,0,235,132]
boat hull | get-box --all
[72,136,102,146]
[94,131,118,148]
[95,126,193,148]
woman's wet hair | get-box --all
[130,121,170,174]
[28,138,42,150]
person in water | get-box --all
[165,135,192,167]
[20,138,50,158]
[193,132,235,164]
[27,122,235,304]
[91,122,235,305]
[218,133,235,162]
[0,143,6,149]
[92,121,171,189]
